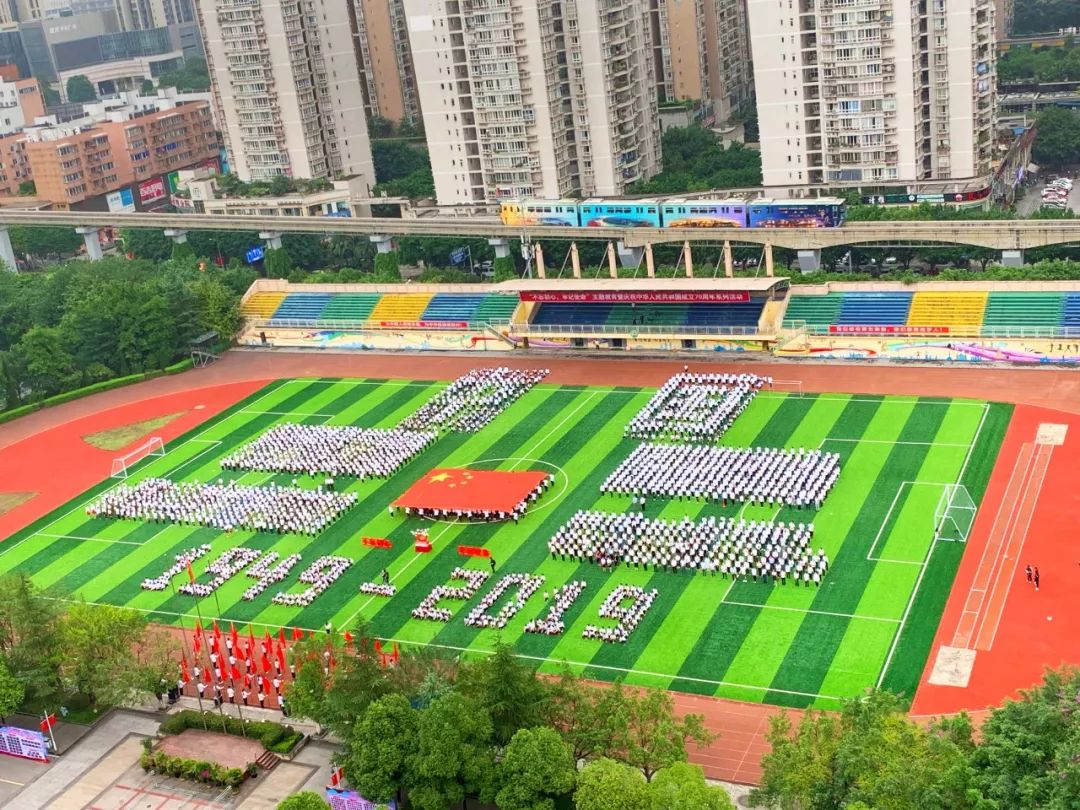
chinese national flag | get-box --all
[186,561,195,584]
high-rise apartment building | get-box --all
[195,0,374,184]
[652,0,753,126]
[748,0,996,189]
[404,0,661,205]
[353,0,421,126]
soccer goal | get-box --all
[771,379,805,397]
[111,436,166,479]
[934,483,977,542]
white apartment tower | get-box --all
[195,0,375,184]
[404,0,661,204]
[748,0,996,189]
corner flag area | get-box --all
[393,467,549,515]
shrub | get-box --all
[158,709,301,752]
[140,749,254,789]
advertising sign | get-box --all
[139,177,166,205]
[246,246,265,264]
[326,788,396,810]
[378,320,468,329]
[519,291,751,304]
[167,171,180,194]
[106,187,135,213]
[0,726,48,762]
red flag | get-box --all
[276,646,287,670]
[230,664,241,681]
[244,673,252,687]
[278,628,286,645]
[186,561,195,584]
[212,620,221,638]
[292,626,303,641]
[260,654,273,674]
[194,619,203,638]
[180,661,190,683]
[248,625,256,644]
[392,642,400,662]
[264,630,273,649]
[374,638,383,654]
[230,623,239,647]
[193,632,202,655]
[40,714,56,732]
[202,668,212,685]
[343,631,354,646]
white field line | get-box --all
[36,533,146,546]
[719,599,901,623]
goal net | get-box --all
[934,483,977,542]
[111,436,166,479]
[771,379,804,397]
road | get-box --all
[1016,173,1079,217]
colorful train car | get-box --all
[579,199,662,228]
[746,198,847,228]
[499,199,580,227]
[660,199,747,228]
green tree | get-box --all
[649,762,734,810]
[263,247,293,278]
[171,241,195,261]
[373,141,430,183]
[341,694,419,804]
[631,127,762,194]
[495,727,577,810]
[544,667,615,763]
[9,226,82,258]
[275,792,329,810]
[574,758,652,810]
[269,174,291,196]
[457,642,545,747]
[1012,0,1079,36]
[140,79,155,95]
[119,229,173,261]
[0,573,63,707]
[0,658,24,723]
[372,252,401,282]
[751,690,982,810]
[407,692,495,810]
[36,76,59,106]
[157,58,211,92]
[607,684,716,781]
[13,326,79,398]
[58,603,149,708]
[493,256,517,282]
[192,278,242,342]
[65,75,97,103]
[368,115,395,139]
[1032,106,1080,168]
[17,180,35,196]
[969,667,1080,810]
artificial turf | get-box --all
[0,378,1010,709]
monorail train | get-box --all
[499,197,847,229]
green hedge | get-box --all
[0,358,194,426]
[140,750,250,789]
[159,709,303,753]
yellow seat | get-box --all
[367,294,434,324]
[907,292,988,329]
[241,292,288,318]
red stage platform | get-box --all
[393,468,547,515]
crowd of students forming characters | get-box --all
[625,372,772,442]
[401,367,549,433]
[548,510,829,586]
[88,477,357,535]
[602,443,840,508]
[221,424,436,479]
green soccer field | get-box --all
[0,378,1010,708]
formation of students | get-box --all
[583,585,658,644]
[221,424,436,479]
[524,581,588,636]
[271,556,352,606]
[625,373,771,442]
[464,573,545,629]
[89,477,357,535]
[411,567,491,622]
[602,443,841,508]
[548,510,829,584]
[401,367,548,433]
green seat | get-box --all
[319,293,382,324]
[784,294,844,328]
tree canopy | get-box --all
[998,45,1080,84]
[1012,0,1079,36]
[630,127,762,194]
[1032,106,1080,168]
[157,58,211,93]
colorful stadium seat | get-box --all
[271,293,334,322]
[240,292,288,318]
[367,294,434,324]
[907,292,988,329]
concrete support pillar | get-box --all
[606,241,618,278]
[1001,249,1024,268]
[259,230,283,250]
[644,243,655,278]
[0,226,15,271]
[76,226,103,261]
[367,233,393,254]
[616,241,644,269]
[796,249,821,275]
[570,242,582,279]
[163,228,188,244]
[723,240,733,278]
[683,241,693,278]
[488,237,510,258]
[534,243,546,278]
[764,243,775,277]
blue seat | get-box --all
[836,292,913,325]
[532,303,614,326]
[420,294,487,322]
[1061,293,1080,330]
[270,294,333,322]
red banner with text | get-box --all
[520,291,750,304]
[828,325,950,335]
[378,320,469,329]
